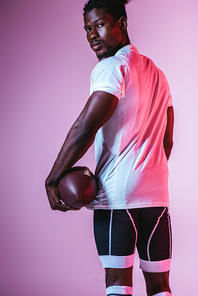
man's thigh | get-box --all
[93,207,172,295]
[134,207,172,273]
[94,209,139,269]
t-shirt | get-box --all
[86,45,172,210]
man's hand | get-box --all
[45,184,76,212]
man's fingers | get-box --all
[55,201,79,212]
[57,203,69,212]
[46,186,79,212]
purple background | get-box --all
[1,0,197,295]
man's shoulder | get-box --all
[91,44,144,79]
[92,52,129,77]
[98,54,125,67]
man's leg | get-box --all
[94,209,139,296]
[105,267,133,296]
[143,271,171,296]
[136,207,172,296]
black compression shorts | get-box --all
[94,207,172,272]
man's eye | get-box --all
[85,28,91,33]
[98,23,104,28]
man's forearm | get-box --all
[163,142,173,160]
[163,106,174,160]
[45,126,95,187]
[45,92,118,211]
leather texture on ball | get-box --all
[58,166,97,209]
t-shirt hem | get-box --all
[85,202,169,210]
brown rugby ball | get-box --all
[58,166,97,209]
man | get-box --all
[45,1,174,295]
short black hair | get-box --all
[83,0,131,20]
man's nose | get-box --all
[89,27,99,41]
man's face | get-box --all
[84,8,123,60]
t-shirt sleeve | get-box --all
[90,57,127,99]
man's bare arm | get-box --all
[163,106,174,160]
[45,91,118,211]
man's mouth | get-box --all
[90,41,103,51]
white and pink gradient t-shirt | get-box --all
[86,45,173,210]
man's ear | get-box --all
[118,16,127,31]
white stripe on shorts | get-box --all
[167,211,172,258]
[109,210,113,255]
[126,209,138,253]
[147,207,166,261]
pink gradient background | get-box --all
[1,0,197,295]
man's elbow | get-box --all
[73,125,96,147]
